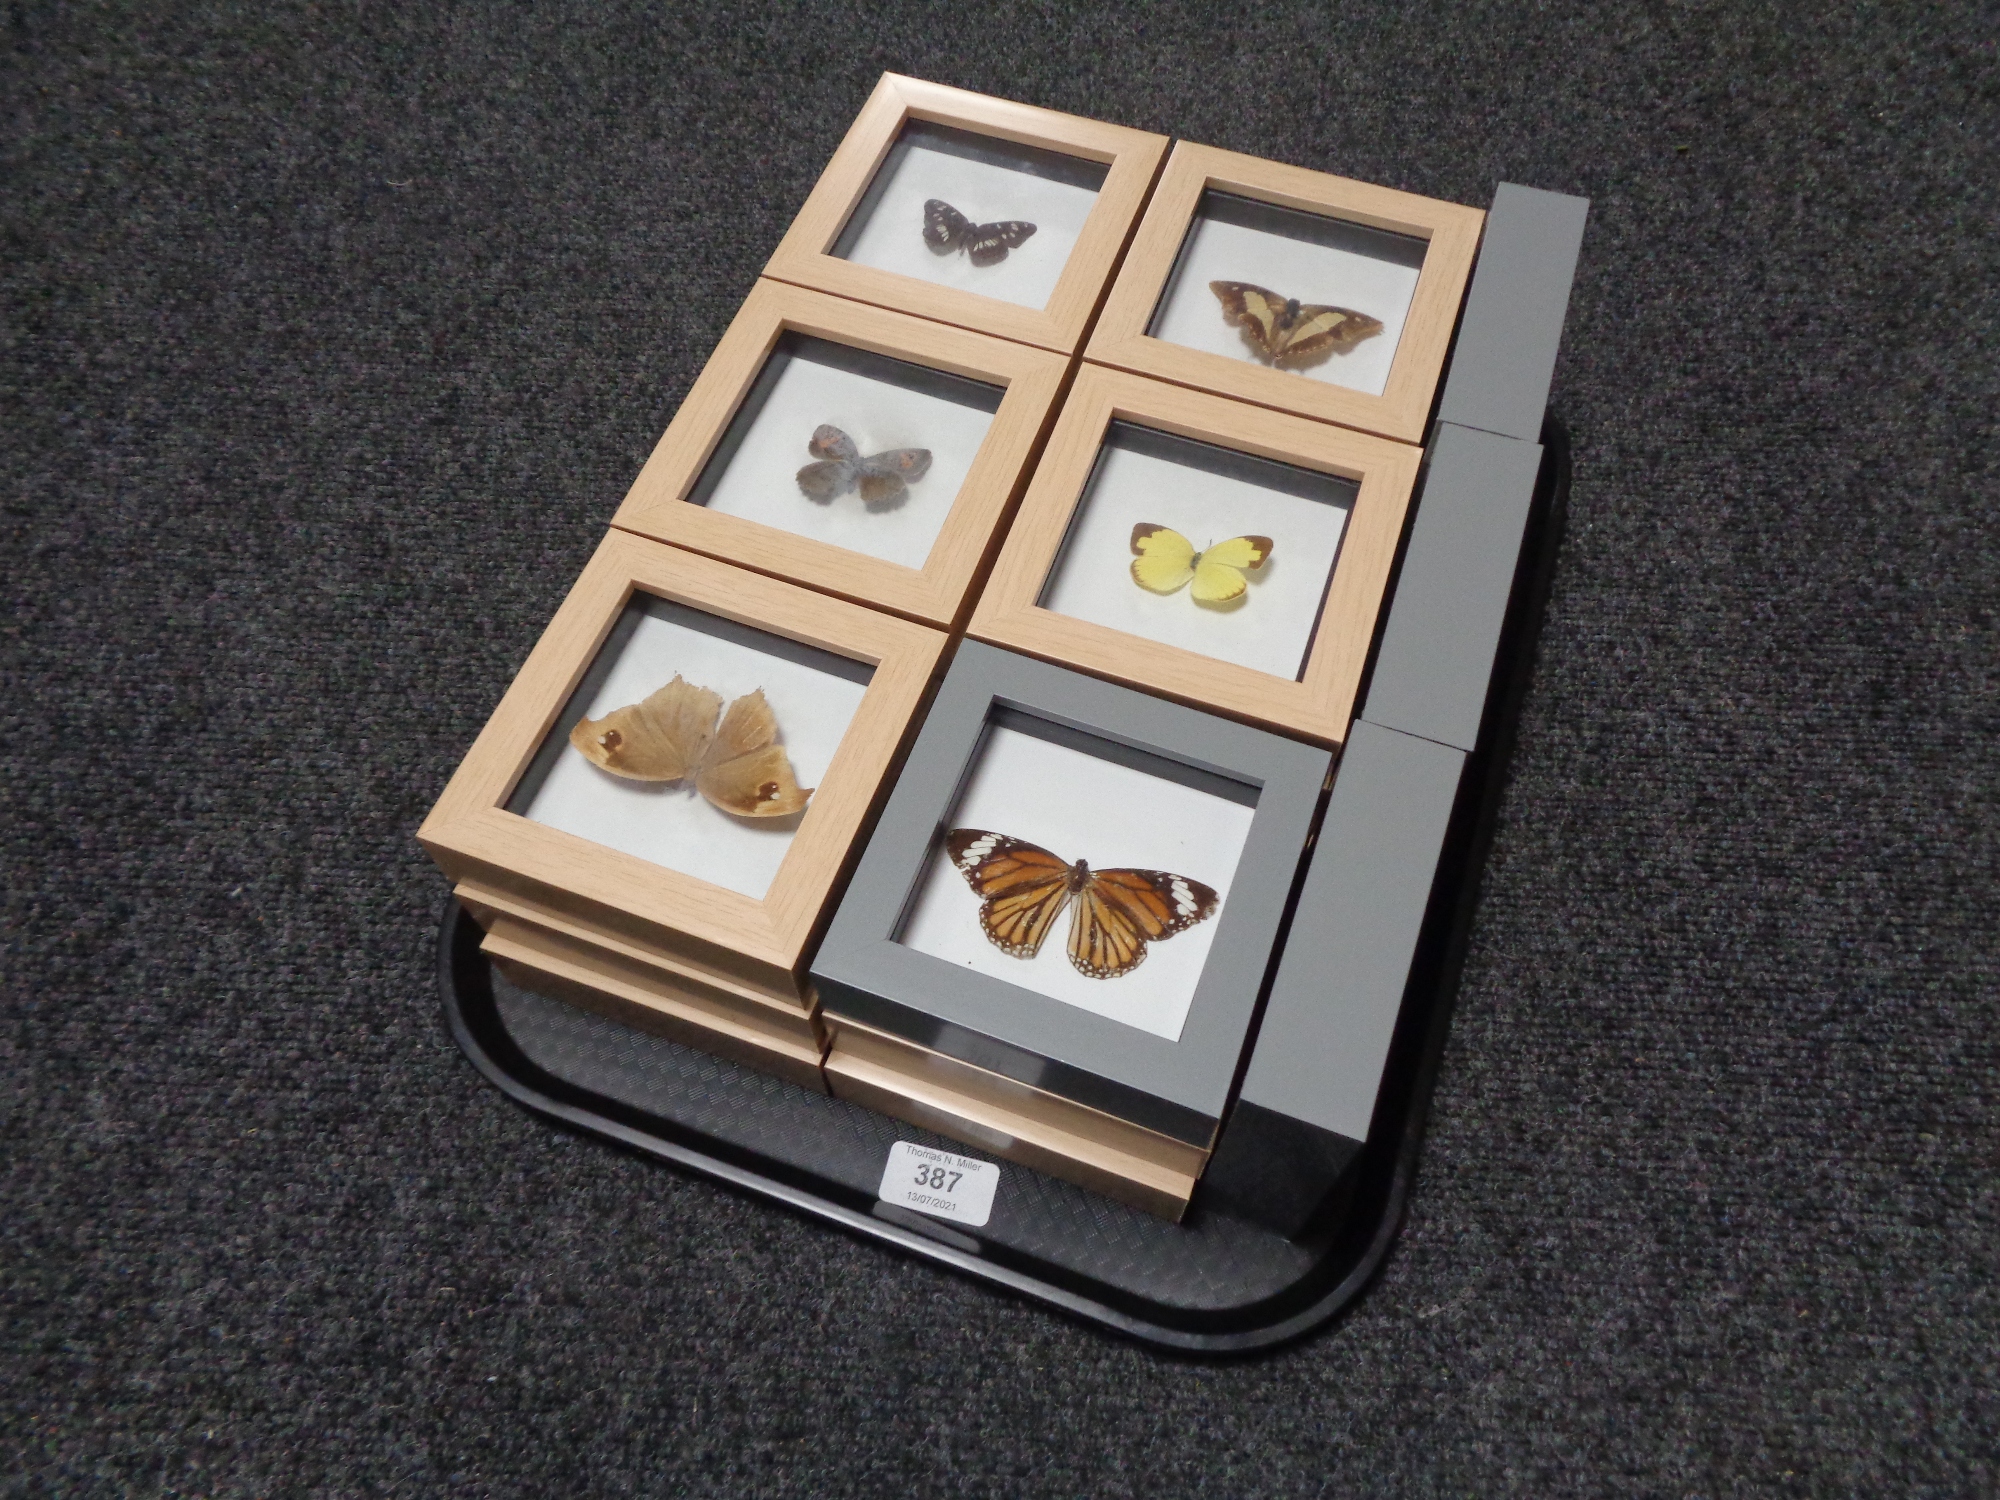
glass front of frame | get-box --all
[1147,190,1428,398]
[1036,422,1358,681]
[509,596,871,901]
[831,121,1108,312]
[686,332,1003,572]
[895,710,1255,1043]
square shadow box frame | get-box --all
[764,73,1168,354]
[810,640,1331,1219]
[420,530,946,1082]
[433,181,1584,1351]
[971,363,1419,746]
[614,279,1068,630]
[1089,142,1484,444]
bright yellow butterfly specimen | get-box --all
[1129,523,1274,605]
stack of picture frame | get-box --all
[420,73,1587,1335]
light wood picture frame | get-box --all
[969,365,1420,747]
[612,280,1068,630]
[479,912,830,1091]
[763,74,1169,354]
[1087,142,1485,444]
[823,1015,1207,1219]
[418,531,947,1004]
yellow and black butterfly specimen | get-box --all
[1208,281,1384,369]
[568,675,813,817]
[923,199,1038,266]
[945,829,1220,980]
[795,424,933,509]
[1130,523,1274,606]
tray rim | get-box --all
[438,904,1402,1353]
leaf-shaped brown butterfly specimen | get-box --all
[923,199,1037,266]
[567,675,813,818]
[945,829,1219,980]
[1209,281,1384,369]
[795,424,933,510]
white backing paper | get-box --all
[1038,442,1352,681]
[521,611,868,901]
[1149,214,1421,397]
[837,141,1099,312]
[897,725,1254,1042]
[699,354,996,572]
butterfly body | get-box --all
[569,675,813,818]
[1130,523,1273,605]
[1209,280,1384,368]
[796,424,932,509]
[923,199,1037,266]
[946,828,1219,980]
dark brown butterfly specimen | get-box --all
[1209,280,1384,369]
[945,829,1220,980]
[795,424,932,509]
[923,199,1038,267]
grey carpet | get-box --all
[4,2,1995,1495]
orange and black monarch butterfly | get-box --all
[945,829,1220,981]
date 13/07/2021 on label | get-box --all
[877,1141,1000,1228]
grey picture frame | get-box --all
[1204,182,1589,1233]
[1360,421,1545,753]
[811,639,1331,1146]
[1433,181,1591,445]
[1200,719,1468,1233]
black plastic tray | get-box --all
[436,420,1571,1353]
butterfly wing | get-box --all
[855,470,906,508]
[695,689,813,817]
[568,674,720,782]
[1271,304,1384,366]
[798,425,861,500]
[696,743,813,817]
[707,687,777,759]
[1190,534,1274,605]
[945,829,1076,959]
[923,199,971,254]
[863,447,932,483]
[854,447,932,508]
[808,424,861,462]
[1130,523,1198,594]
[964,219,1037,266]
[1209,281,1288,361]
[796,459,857,502]
[1067,867,1220,980]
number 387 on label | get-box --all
[878,1141,1000,1228]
